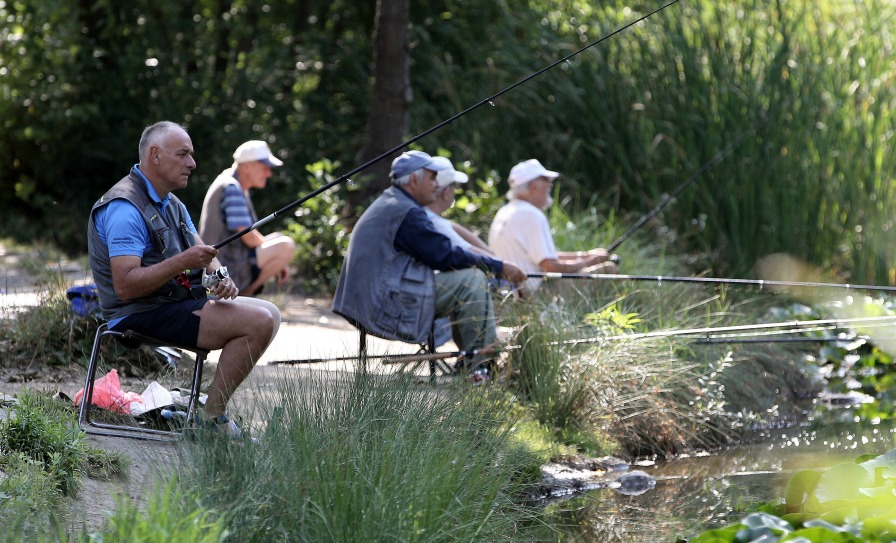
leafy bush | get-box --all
[284,159,353,292]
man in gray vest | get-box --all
[88,121,280,439]
[198,140,296,296]
[332,150,526,372]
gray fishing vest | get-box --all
[332,186,435,343]
[197,170,256,290]
[87,171,206,322]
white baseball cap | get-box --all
[233,140,283,167]
[508,158,559,188]
[429,156,470,188]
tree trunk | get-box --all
[343,0,411,226]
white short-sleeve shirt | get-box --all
[424,208,471,250]
[488,199,557,290]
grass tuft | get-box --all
[175,371,555,542]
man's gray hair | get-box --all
[392,168,425,187]
[506,180,534,201]
[138,121,187,161]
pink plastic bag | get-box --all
[74,368,144,415]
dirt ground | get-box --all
[0,242,434,534]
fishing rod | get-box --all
[214,0,682,250]
[271,345,498,367]
[561,315,896,346]
[526,271,896,293]
[270,316,892,366]
[693,336,868,345]
[606,105,775,253]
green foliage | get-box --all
[5,0,896,288]
[177,371,552,542]
[506,311,592,445]
[0,453,66,540]
[284,159,352,292]
[82,446,129,482]
[767,298,896,423]
[0,390,87,496]
[0,389,129,540]
[504,291,726,458]
[0,294,158,372]
[0,290,96,367]
[583,303,641,334]
[685,449,896,542]
[65,480,228,543]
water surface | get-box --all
[548,409,896,541]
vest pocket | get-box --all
[380,290,422,340]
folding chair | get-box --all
[357,323,457,378]
[77,322,208,441]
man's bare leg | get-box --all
[194,299,276,418]
[244,233,296,296]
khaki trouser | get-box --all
[433,268,495,353]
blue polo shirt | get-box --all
[92,165,197,327]
[94,165,197,257]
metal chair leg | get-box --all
[77,323,208,441]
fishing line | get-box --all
[214,0,682,249]
[526,271,896,293]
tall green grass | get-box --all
[173,371,554,542]
[498,216,819,459]
[416,0,896,284]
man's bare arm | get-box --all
[110,245,219,300]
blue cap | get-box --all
[390,150,451,179]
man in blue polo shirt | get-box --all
[88,121,280,439]
[332,150,526,372]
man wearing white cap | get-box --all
[489,158,618,292]
[333,150,526,371]
[199,140,296,296]
[424,157,497,258]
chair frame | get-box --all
[357,324,457,378]
[77,322,208,441]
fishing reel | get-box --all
[202,267,229,289]
[609,254,621,265]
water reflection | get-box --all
[547,414,896,542]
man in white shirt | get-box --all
[424,157,497,258]
[488,158,618,292]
